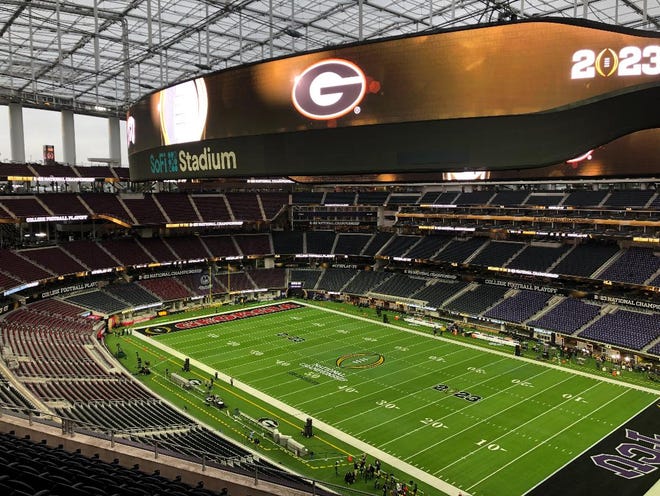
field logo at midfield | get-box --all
[336,352,385,369]
[140,302,302,335]
[143,326,173,336]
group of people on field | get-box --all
[340,453,418,496]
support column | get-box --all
[9,103,25,163]
[61,110,76,165]
[108,116,121,164]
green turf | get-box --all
[122,300,659,496]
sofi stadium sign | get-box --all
[149,147,237,174]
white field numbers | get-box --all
[376,399,400,410]
[476,439,507,452]
[420,417,449,429]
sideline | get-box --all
[299,300,660,396]
[130,310,468,496]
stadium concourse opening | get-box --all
[0,9,659,496]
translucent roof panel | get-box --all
[0,0,657,117]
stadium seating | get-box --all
[506,245,569,272]
[356,191,389,205]
[233,234,271,256]
[221,271,254,292]
[291,191,323,204]
[0,197,50,218]
[28,298,87,318]
[524,193,563,206]
[271,231,303,255]
[64,240,120,271]
[288,269,322,290]
[259,192,289,220]
[603,189,655,208]
[361,232,393,256]
[39,193,90,215]
[454,191,495,205]
[154,193,200,223]
[597,247,660,285]
[316,268,358,292]
[551,243,620,277]
[103,283,161,307]
[138,237,178,263]
[333,233,372,255]
[225,193,263,221]
[528,298,602,335]
[405,234,452,259]
[379,235,421,257]
[433,192,461,205]
[122,196,168,225]
[413,280,470,309]
[484,290,553,323]
[246,268,286,289]
[166,236,212,260]
[469,241,524,267]
[138,278,193,301]
[647,341,660,356]
[324,192,356,205]
[0,271,22,292]
[433,237,487,264]
[173,273,211,296]
[79,193,132,223]
[563,190,608,207]
[65,291,129,314]
[190,195,232,222]
[200,236,240,258]
[0,429,308,495]
[0,249,54,282]
[343,271,393,295]
[490,190,530,206]
[386,194,420,207]
[0,370,35,411]
[21,246,88,275]
[444,284,509,315]
[305,231,336,254]
[371,273,428,298]
[578,310,660,350]
[102,239,154,266]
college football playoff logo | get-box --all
[292,59,367,120]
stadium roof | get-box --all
[0,0,658,118]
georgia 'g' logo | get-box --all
[292,59,367,120]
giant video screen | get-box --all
[128,19,660,181]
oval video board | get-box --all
[127,19,660,181]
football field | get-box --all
[133,301,659,495]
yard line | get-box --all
[466,387,633,492]
[228,317,448,391]
[321,350,494,420]
[434,379,604,474]
[299,301,660,395]
[411,371,577,463]
[376,365,551,447]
